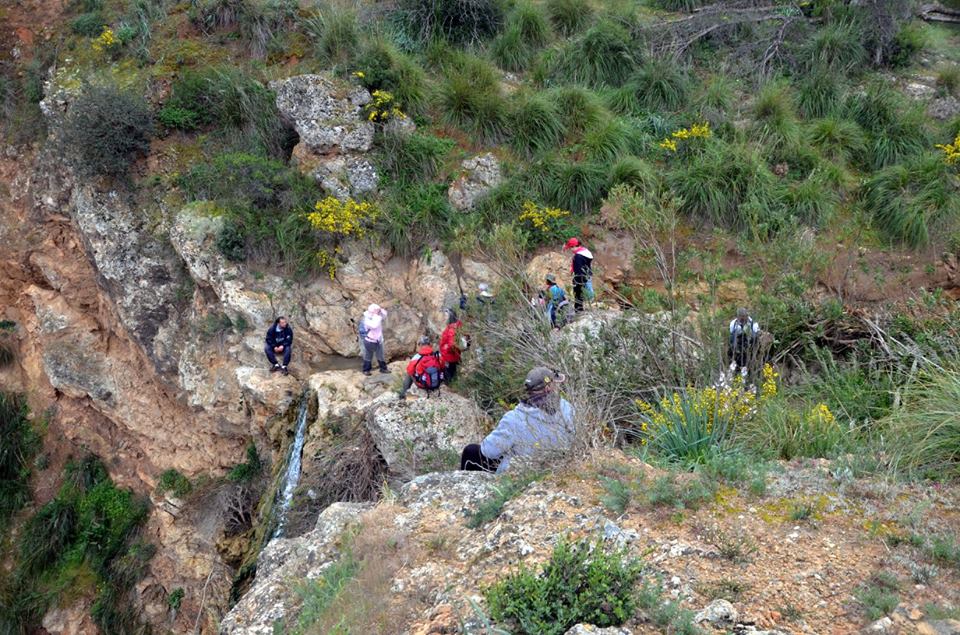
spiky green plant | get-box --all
[805,20,867,73]
[601,83,641,117]
[546,160,608,213]
[808,117,866,163]
[304,6,360,64]
[509,92,566,156]
[580,117,631,162]
[784,174,838,226]
[751,81,800,152]
[631,58,691,113]
[698,74,734,113]
[846,82,929,169]
[510,0,552,47]
[439,69,507,144]
[796,67,844,119]
[551,19,637,88]
[861,153,959,247]
[491,26,533,71]
[354,38,428,114]
[549,85,608,135]
[545,0,592,36]
[609,156,660,197]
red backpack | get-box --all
[413,352,445,390]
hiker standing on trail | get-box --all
[564,237,594,313]
[729,307,760,377]
[460,367,575,473]
[439,308,464,383]
[360,303,390,376]
[541,274,570,328]
[399,336,445,399]
[265,316,293,375]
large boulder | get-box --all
[270,74,374,153]
[365,391,487,478]
[448,153,503,212]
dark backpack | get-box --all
[413,352,444,390]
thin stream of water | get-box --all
[272,392,310,538]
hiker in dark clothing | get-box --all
[264,317,293,375]
[541,274,570,328]
[728,307,760,377]
[564,237,594,312]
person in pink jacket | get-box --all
[359,303,389,375]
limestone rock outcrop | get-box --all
[448,153,503,211]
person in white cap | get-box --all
[460,367,575,473]
[359,303,389,376]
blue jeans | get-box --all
[265,344,291,367]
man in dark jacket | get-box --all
[564,237,594,313]
[264,316,293,375]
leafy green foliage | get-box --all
[157,468,192,498]
[485,539,642,635]
[354,39,427,114]
[0,392,39,529]
[599,477,631,514]
[510,93,566,156]
[62,83,154,179]
[856,573,900,621]
[228,442,262,482]
[846,82,929,170]
[548,19,637,88]
[168,587,185,611]
[465,473,539,528]
[71,12,106,37]
[395,0,504,45]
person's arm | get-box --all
[286,327,294,347]
[265,328,274,347]
[480,411,517,460]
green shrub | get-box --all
[181,152,315,212]
[796,67,844,119]
[380,182,455,256]
[599,477,631,514]
[861,153,958,248]
[0,393,40,527]
[395,0,504,44]
[609,156,659,192]
[376,131,455,185]
[354,39,427,114]
[465,473,539,528]
[191,0,297,57]
[216,220,247,262]
[752,81,800,152]
[784,174,837,226]
[856,574,899,621]
[580,117,632,162]
[295,552,359,630]
[885,367,960,480]
[846,82,929,170]
[156,469,192,498]
[510,92,566,156]
[545,0,592,36]
[804,21,866,73]
[168,588,185,611]
[545,159,607,213]
[439,62,507,143]
[303,6,360,64]
[742,399,850,460]
[937,65,960,97]
[62,83,153,179]
[698,74,733,114]
[485,538,642,635]
[71,12,106,36]
[799,349,896,426]
[228,443,262,482]
[492,26,534,71]
[550,20,637,88]
[885,22,925,68]
[548,85,607,135]
[631,59,691,113]
[647,473,714,510]
[18,499,77,575]
[808,117,866,163]
[511,0,552,47]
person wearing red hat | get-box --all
[563,237,594,312]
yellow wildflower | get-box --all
[518,200,570,233]
[92,27,119,53]
[936,133,960,165]
[659,138,678,152]
[306,196,378,238]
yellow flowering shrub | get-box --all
[92,27,120,53]
[936,133,960,165]
[306,196,378,237]
[364,90,405,123]
[658,122,711,153]
[517,200,572,244]
[316,247,342,280]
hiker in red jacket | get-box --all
[439,309,464,383]
[564,237,594,313]
[398,336,445,399]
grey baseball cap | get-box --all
[524,366,565,392]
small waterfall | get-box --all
[273,392,310,538]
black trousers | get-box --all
[573,276,587,312]
[460,444,500,472]
[445,361,458,383]
[265,345,291,367]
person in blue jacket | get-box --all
[460,367,576,473]
[541,274,569,328]
[264,316,293,375]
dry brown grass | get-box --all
[305,504,431,634]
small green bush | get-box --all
[631,59,691,113]
[62,83,154,179]
[355,39,427,114]
[376,131,455,185]
[545,0,592,36]
[380,182,455,256]
[599,477,631,514]
[228,443,262,482]
[511,0,552,47]
[71,12,106,37]
[545,159,607,214]
[295,552,359,630]
[937,65,960,97]
[395,0,504,45]
[18,498,78,575]
[752,81,800,152]
[509,93,566,156]
[0,393,40,527]
[885,367,960,480]
[168,588,185,611]
[485,538,642,635]
[808,117,866,163]
[492,25,534,71]
[439,62,508,143]
[861,153,958,248]
[157,469,192,498]
[303,6,360,64]
[580,117,631,162]
[856,574,899,621]
[784,174,837,226]
[796,67,844,119]
[742,399,850,460]
[216,220,247,262]
[549,20,637,88]
[846,82,929,170]
[885,22,925,68]
[805,21,866,73]
[548,86,607,135]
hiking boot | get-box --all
[379,367,391,374]
[281,366,289,376]
[362,370,372,376]
[270,365,280,373]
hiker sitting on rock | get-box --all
[439,308,465,383]
[265,316,293,375]
[460,367,575,473]
[399,336,445,399]
[360,303,390,376]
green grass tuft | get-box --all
[631,59,691,113]
[548,85,608,135]
[545,0,593,36]
[804,20,866,74]
[465,473,539,528]
[354,38,428,115]
[796,67,845,119]
[509,92,566,156]
[580,117,631,162]
[546,159,608,214]
[549,19,637,88]
[808,117,866,164]
[846,82,929,170]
